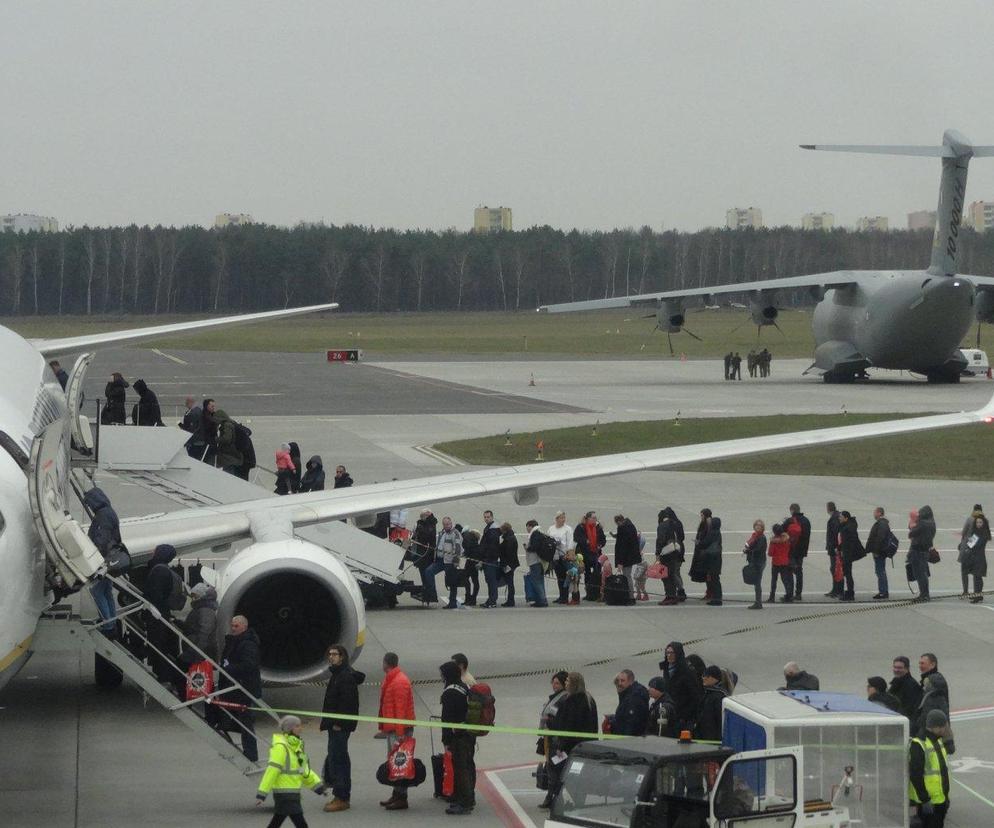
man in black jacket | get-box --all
[131,379,164,426]
[608,670,650,736]
[866,506,891,600]
[219,615,262,761]
[659,641,703,732]
[83,487,122,634]
[696,666,728,741]
[825,502,843,598]
[178,396,206,459]
[838,511,863,602]
[321,645,365,812]
[479,510,502,608]
[440,660,475,815]
[866,676,902,713]
[144,544,180,688]
[498,522,519,607]
[788,504,811,601]
[780,662,820,691]
[890,656,924,720]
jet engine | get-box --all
[215,539,366,684]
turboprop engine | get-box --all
[749,289,780,328]
[215,539,366,684]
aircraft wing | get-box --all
[33,303,339,358]
[119,388,994,557]
[538,272,863,313]
[963,274,994,290]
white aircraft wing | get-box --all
[962,274,994,289]
[538,272,864,313]
[120,388,994,557]
[33,302,338,358]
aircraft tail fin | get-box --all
[802,130,993,277]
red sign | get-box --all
[327,349,361,363]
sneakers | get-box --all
[658,597,678,606]
[747,602,762,609]
[480,601,497,608]
[872,593,889,600]
[500,600,515,607]
[325,798,350,812]
[445,804,473,815]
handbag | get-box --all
[646,561,668,580]
[185,660,214,701]
[387,736,417,781]
[534,761,549,790]
[658,541,680,557]
[927,547,941,564]
[105,543,131,575]
[442,750,455,797]
[742,564,758,586]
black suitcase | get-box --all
[604,574,633,606]
[431,752,446,798]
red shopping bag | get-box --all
[388,736,417,782]
[442,749,455,797]
[186,660,214,701]
[646,562,668,580]
[832,553,843,584]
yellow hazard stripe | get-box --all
[0,635,32,672]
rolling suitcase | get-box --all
[603,573,633,606]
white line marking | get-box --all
[485,770,539,828]
[151,348,188,365]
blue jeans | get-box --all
[422,559,445,603]
[528,562,548,606]
[90,578,116,632]
[874,555,889,595]
[323,728,351,801]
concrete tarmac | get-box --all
[4,348,994,826]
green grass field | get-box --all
[434,414,994,480]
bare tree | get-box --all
[30,241,40,315]
[449,247,470,310]
[8,243,23,314]
[117,230,130,312]
[131,226,144,310]
[57,235,66,315]
[560,240,577,301]
[637,226,653,294]
[599,234,619,298]
[150,229,183,313]
[281,270,294,308]
[83,231,96,315]
[100,229,113,312]
[212,236,228,312]
[410,250,427,311]
[320,246,349,303]
[493,247,507,310]
[362,244,389,311]
[512,245,526,310]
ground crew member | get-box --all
[256,715,327,827]
[909,709,951,827]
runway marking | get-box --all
[413,445,466,467]
[480,765,538,828]
[151,348,188,365]
[953,776,994,809]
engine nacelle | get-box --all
[656,300,685,333]
[215,539,366,684]
[977,288,994,324]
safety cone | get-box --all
[535,440,545,461]
[529,373,536,387]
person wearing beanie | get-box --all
[909,708,951,825]
[866,676,901,713]
[695,666,728,742]
[647,677,678,738]
[256,716,327,825]
[181,582,218,662]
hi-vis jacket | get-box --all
[257,733,322,798]
[908,736,949,805]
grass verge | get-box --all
[434,414,994,481]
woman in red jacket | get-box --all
[768,523,795,603]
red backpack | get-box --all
[465,683,496,736]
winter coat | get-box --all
[648,696,679,738]
[826,511,841,553]
[410,515,438,568]
[180,405,204,441]
[789,512,811,557]
[611,682,650,736]
[866,517,890,557]
[440,677,470,745]
[552,691,599,753]
[145,544,177,618]
[288,442,302,489]
[462,530,482,564]
[182,590,219,660]
[378,666,415,735]
[498,530,520,571]
[211,409,243,469]
[275,449,295,472]
[480,522,501,563]
[613,518,641,567]
[219,629,262,704]
[744,532,767,580]
[84,488,121,556]
[131,379,163,426]
[573,522,606,560]
[889,672,924,720]
[697,517,723,576]
[915,668,950,738]
[435,528,463,566]
[839,518,865,563]
[299,455,325,492]
[908,507,936,556]
[869,690,902,714]
[103,377,129,424]
[320,663,366,733]
[334,471,354,489]
[782,671,820,692]
[657,508,686,561]
[960,524,990,577]
[696,685,727,742]
[768,535,791,567]
[658,642,704,729]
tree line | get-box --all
[3,222,994,316]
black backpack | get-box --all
[883,530,900,558]
[532,532,558,563]
[604,574,633,606]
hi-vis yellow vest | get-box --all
[909,737,948,805]
[258,733,321,796]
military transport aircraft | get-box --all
[2,303,994,693]
[540,130,994,384]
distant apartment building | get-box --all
[801,212,834,231]
[473,206,512,233]
[214,212,254,228]
[1,213,58,233]
[908,210,937,231]
[725,207,763,230]
[857,216,889,231]
[968,201,994,233]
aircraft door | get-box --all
[66,352,95,452]
[28,418,103,585]
[709,747,801,828]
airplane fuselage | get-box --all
[812,271,976,375]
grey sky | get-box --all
[4,1,994,232]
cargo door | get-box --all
[28,417,103,585]
[709,746,801,827]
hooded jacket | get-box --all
[498,528,520,571]
[411,514,438,568]
[658,642,703,728]
[480,521,501,563]
[300,455,325,492]
[839,517,865,563]
[84,488,121,556]
[103,376,129,423]
[613,518,641,568]
[131,379,163,426]
[909,506,937,559]
[320,662,366,733]
[219,627,262,703]
[916,668,950,738]
[611,680,650,736]
[552,689,598,753]
[211,408,243,469]
[145,544,177,617]
[656,508,683,560]
[182,588,219,660]
[698,517,723,575]
[439,661,469,744]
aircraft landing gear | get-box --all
[94,652,123,689]
[926,370,961,384]
[822,370,856,384]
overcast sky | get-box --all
[4,2,994,232]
